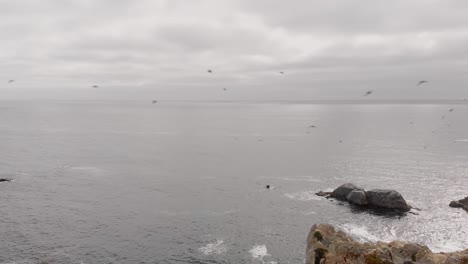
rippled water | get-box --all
[0,100,467,263]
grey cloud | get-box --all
[1,0,468,100]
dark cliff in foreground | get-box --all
[306,224,468,264]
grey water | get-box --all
[0,100,467,264]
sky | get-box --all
[1,0,468,100]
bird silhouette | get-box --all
[364,90,373,96]
[417,80,428,85]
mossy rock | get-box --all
[365,254,386,264]
[313,231,323,241]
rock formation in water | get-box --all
[306,224,468,264]
[449,196,468,212]
[318,183,411,212]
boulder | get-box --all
[367,189,411,212]
[306,223,468,264]
[330,183,359,200]
[346,189,368,205]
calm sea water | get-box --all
[0,101,467,264]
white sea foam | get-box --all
[249,245,269,262]
[284,191,322,201]
[430,241,467,253]
[198,240,227,255]
[339,224,393,243]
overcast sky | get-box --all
[1,0,468,100]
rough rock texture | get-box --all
[331,183,360,200]
[346,189,368,205]
[306,224,468,264]
[366,189,411,212]
[449,197,468,212]
[318,184,411,212]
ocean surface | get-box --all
[0,100,467,264]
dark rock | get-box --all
[449,196,468,212]
[367,189,411,212]
[346,188,368,205]
[315,191,332,197]
[0,178,12,182]
[330,183,359,200]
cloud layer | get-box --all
[1,0,468,100]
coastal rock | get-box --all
[346,189,368,205]
[367,189,411,212]
[449,196,468,212]
[0,178,12,182]
[306,223,468,264]
[316,191,332,197]
[330,183,360,200]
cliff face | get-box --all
[306,224,468,264]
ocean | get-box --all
[0,100,467,264]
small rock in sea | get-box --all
[266,185,271,189]
[315,191,331,197]
[321,183,411,212]
[449,196,468,212]
[0,178,12,182]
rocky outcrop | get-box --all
[0,178,12,182]
[306,224,468,264]
[449,197,468,212]
[318,183,411,212]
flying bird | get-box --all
[207,69,213,73]
[364,90,373,96]
[417,80,428,86]
[8,80,14,83]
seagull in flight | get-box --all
[8,80,14,83]
[364,90,373,96]
[417,80,428,86]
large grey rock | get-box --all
[330,183,359,200]
[346,189,368,205]
[366,189,410,211]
